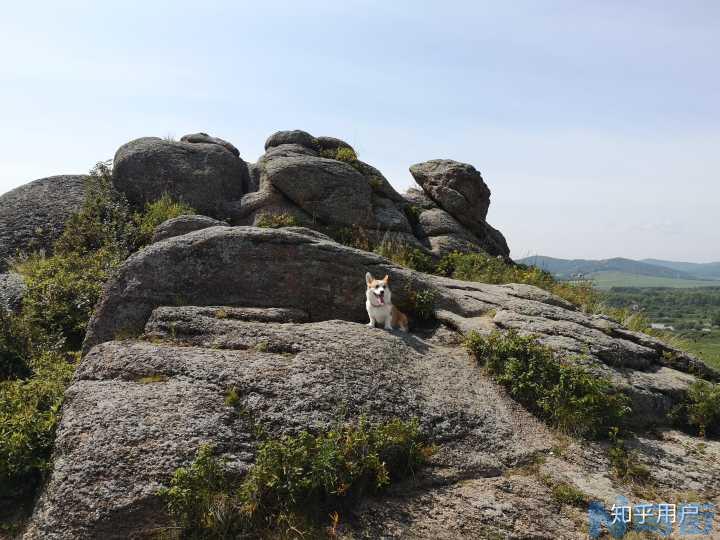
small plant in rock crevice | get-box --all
[255,212,300,229]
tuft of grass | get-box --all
[465,330,631,439]
[607,428,652,485]
[327,225,372,252]
[375,236,434,273]
[254,341,269,353]
[224,387,240,407]
[670,380,720,438]
[402,287,437,322]
[136,374,168,384]
[131,193,195,248]
[550,481,588,507]
[368,176,383,191]
[159,418,432,538]
[255,213,300,229]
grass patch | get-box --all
[549,481,588,507]
[401,287,437,322]
[159,418,432,538]
[255,212,300,229]
[607,428,652,485]
[670,380,720,438]
[464,330,631,439]
[136,374,168,384]
[131,193,195,247]
[375,236,434,273]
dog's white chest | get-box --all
[367,301,391,322]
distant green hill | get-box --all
[642,259,720,280]
[518,255,699,280]
[518,255,720,288]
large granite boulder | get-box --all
[180,132,240,157]
[151,215,226,243]
[26,225,720,539]
[0,175,87,271]
[112,136,249,217]
[260,148,375,228]
[410,159,491,223]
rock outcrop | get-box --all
[0,272,25,313]
[151,214,226,243]
[25,226,720,539]
[0,175,87,271]
[224,129,509,258]
[112,136,249,217]
[0,130,511,263]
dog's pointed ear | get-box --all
[365,272,373,285]
[383,274,390,284]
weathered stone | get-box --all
[29,318,552,539]
[0,272,25,313]
[0,175,87,271]
[261,153,374,227]
[180,132,240,157]
[373,195,413,233]
[112,137,249,217]
[151,215,226,243]
[410,159,491,222]
[264,130,317,151]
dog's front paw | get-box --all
[367,322,375,328]
[384,325,393,331]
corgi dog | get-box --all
[365,272,408,332]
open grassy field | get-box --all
[589,271,720,289]
[678,331,720,370]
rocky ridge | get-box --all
[23,226,720,539]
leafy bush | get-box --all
[402,287,437,321]
[0,350,75,498]
[255,213,300,229]
[671,380,720,437]
[319,146,358,163]
[14,248,125,350]
[465,330,630,438]
[0,311,31,380]
[160,418,432,538]
[327,225,372,252]
[131,193,195,248]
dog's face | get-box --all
[365,273,392,307]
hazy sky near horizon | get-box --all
[1,1,718,262]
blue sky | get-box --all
[1,1,718,261]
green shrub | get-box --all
[402,205,423,226]
[375,237,434,273]
[0,350,75,498]
[671,380,720,437]
[550,481,588,507]
[159,418,432,538]
[368,176,383,191]
[319,146,358,163]
[0,311,31,381]
[131,193,195,248]
[465,330,630,438]
[403,287,437,321]
[14,248,124,350]
[255,213,300,229]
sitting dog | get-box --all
[365,272,408,331]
